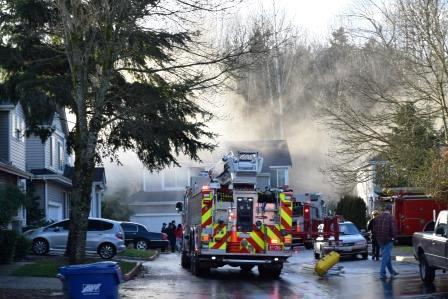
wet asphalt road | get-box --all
[120,250,448,299]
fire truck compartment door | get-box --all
[237,197,253,231]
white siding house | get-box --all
[0,102,32,230]
[128,140,293,230]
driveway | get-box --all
[120,250,448,299]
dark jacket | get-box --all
[367,217,376,236]
[373,212,396,246]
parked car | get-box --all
[24,218,126,259]
[413,210,448,284]
[120,222,169,251]
[314,221,368,260]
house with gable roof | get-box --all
[127,140,292,230]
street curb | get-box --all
[117,250,160,262]
[392,255,417,264]
[123,262,143,281]
[148,250,160,261]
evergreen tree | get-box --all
[0,0,244,263]
[336,195,367,230]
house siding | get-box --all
[44,114,67,173]
[9,104,26,171]
[0,172,16,186]
[47,181,65,206]
[0,111,9,162]
[129,204,177,214]
[26,136,45,170]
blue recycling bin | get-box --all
[57,261,122,299]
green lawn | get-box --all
[12,258,136,278]
[118,249,156,259]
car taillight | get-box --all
[116,231,123,240]
[162,233,168,240]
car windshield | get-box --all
[339,223,360,235]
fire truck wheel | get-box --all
[419,253,435,284]
[181,252,190,269]
[304,242,313,250]
[190,256,209,276]
[258,264,282,279]
[240,265,255,271]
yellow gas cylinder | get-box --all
[315,251,340,276]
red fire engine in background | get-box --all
[376,190,448,243]
[291,193,326,249]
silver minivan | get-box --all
[24,218,126,259]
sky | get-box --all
[244,0,355,39]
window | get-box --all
[49,137,54,167]
[121,223,138,232]
[269,168,288,188]
[88,220,113,231]
[57,141,64,171]
[11,113,25,141]
[63,192,71,218]
[46,220,69,230]
[163,167,189,189]
[138,225,148,232]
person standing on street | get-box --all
[367,210,380,260]
[373,204,399,279]
[161,223,167,234]
[167,223,176,253]
[175,224,183,252]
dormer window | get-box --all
[11,113,25,142]
[58,141,64,171]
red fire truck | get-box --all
[291,193,326,249]
[376,191,448,243]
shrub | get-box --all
[0,184,26,228]
[14,234,32,261]
[0,230,18,264]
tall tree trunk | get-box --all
[66,123,96,264]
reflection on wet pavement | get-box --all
[120,251,448,299]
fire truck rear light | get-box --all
[284,236,292,244]
[270,239,279,244]
[201,235,210,242]
[304,208,309,213]
[202,185,210,191]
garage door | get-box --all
[48,202,63,222]
[131,215,181,233]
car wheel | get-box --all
[361,253,368,260]
[134,240,148,250]
[240,265,255,271]
[419,254,435,284]
[32,238,49,255]
[98,243,116,259]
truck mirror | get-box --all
[176,202,183,212]
[435,226,445,236]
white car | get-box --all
[313,221,368,260]
[24,218,126,259]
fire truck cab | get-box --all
[291,193,326,249]
[180,151,292,278]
